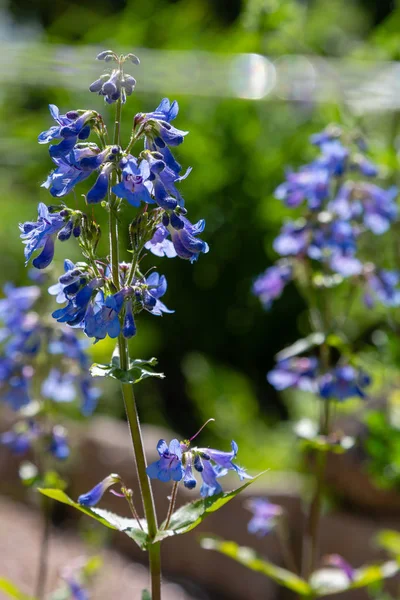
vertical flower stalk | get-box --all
[25,48,210,599]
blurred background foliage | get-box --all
[2,0,400,480]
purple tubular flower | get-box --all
[199,461,223,497]
[0,423,36,455]
[205,441,251,481]
[364,269,400,307]
[273,222,309,256]
[183,453,197,489]
[139,98,187,173]
[87,168,109,203]
[275,167,330,210]
[144,224,177,258]
[168,216,209,262]
[49,426,70,460]
[122,299,136,338]
[246,498,282,536]
[42,155,93,198]
[268,357,319,393]
[78,473,120,507]
[319,365,371,401]
[146,439,184,483]
[316,140,348,176]
[83,290,125,341]
[41,368,77,403]
[112,157,154,207]
[38,105,91,150]
[361,183,398,234]
[253,264,292,310]
[19,203,67,269]
[143,273,173,316]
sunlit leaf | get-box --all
[0,578,33,600]
[90,357,164,384]
[38,488,149,550]
[377,530,400,557]
[201,538,311,595]
[155,472,266,543]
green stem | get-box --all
[35,501,51,600]
[302,451,327,579]
[107,96,161,597]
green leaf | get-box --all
[201,538,312,595]
[90,357,164,384]
[141,591,151,600]
[38,488,149,550]
[155,472,266,543]
[377,530,400,557]
[310,561,399,596]
[0,578,33,600]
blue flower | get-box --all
[146,439,184,483]
[199,460,223,497]
[84,290,126,340]
[0,422,37,455]
[273,222,309,256]
[319,365,371,401]
[78,473,121,507]
[42,148,104,198]
[252,263,292,309]
[361,183,398,235]
[324,555,355,582]
[41,368,77,403]
[316,140,348,176]
[268,357,319,393]
[169,216,209,262]
[49,425,70,460]
[142,273,174,316]
[144,224,177,258]
[38,105,92,152]
[204,441,250,480]
[90,68,136,104]
[364,269,400,307]
[246,498,282,536]
[112,157,153,207]
[20,203,67,269]
[52,278,105,328]
[137,98,188,173]
[275,167,330,210]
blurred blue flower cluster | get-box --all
[254,127,400,308]
[0,276,100,461]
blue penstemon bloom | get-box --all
[146,436,251,498]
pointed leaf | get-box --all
[0,579,33,600]
[90,356,164,384]
[38,488,149,550]
[201,538,311,595]
[142,591,151,600]
[155,472,266,543]
[276,333,325,361]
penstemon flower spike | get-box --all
[16,49,255,600]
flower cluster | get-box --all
[268,356,371,401]
[146,438,251,497]
[253,127,400,309]
[0,278,100,462]
[20,52,209,345]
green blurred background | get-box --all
[2,0,400,478]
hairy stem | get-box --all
[164,481,179,530]
[35,502,51,600]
